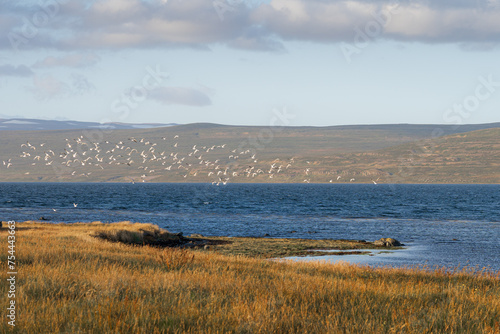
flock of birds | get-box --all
[4,133,380,185]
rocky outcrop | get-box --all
[373,238,403,247]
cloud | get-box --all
[30,74,70,100]
[29,73,95,99]
[252,0,500,43]
[2,0,500,51]
[227,26,286,52]
[47,0,250,49]
[33,53,101,68]
[148,86,212,106]
[0,64,33,77]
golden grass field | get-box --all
[1,221,499,333]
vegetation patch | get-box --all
[196,236,387,258]
[91,223,229,248]
[87,222,397,258]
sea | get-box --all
[1,183,499,271]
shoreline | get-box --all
[3,221,403,259]
[1,220,498,333]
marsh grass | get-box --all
[1,221,499,333]
[91,224,184,246]
[200,236,384,258]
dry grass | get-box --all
[1,221,499,333]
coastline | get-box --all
[1,221,498,333]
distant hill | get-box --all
[0,122,498,183]
[0,118,176,131]
[307,127,500,184]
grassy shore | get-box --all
[1,221,499,333]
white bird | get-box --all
[73,203,78,207]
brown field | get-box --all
[1,221,499,333]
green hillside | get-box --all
[0,123,498,184]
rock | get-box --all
[204,245,210,250]
[190,233,204,238]
[373,238,403,247]
[263,233,270,237]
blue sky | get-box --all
[1,0,500,126]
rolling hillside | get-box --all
[0,123,498,183]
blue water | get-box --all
[1,183,499,271]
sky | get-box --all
[1,0,500,127]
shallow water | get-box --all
[1,183,499,270]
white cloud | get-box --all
[149,86,212,106]
[253,0,500,43]
[2,0,500,51]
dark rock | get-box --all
[264,233,270,237]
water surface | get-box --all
[1,183,498,271]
